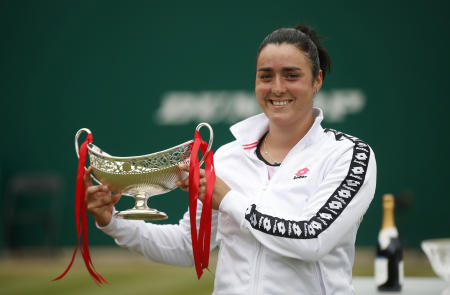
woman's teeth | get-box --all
[271,100,291,106]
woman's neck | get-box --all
[264,110,315,160]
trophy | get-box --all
[74,123,213,220]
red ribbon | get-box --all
[189,130,215,279]
[53,133,107,286]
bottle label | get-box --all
[375,257,388,285]
[378,228,398,250]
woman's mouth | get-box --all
[269,99,293,106]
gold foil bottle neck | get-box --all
[381,194,396,230]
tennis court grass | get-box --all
[0,247,436,295]
[0,247,215,295]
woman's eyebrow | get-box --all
[257,67,273,72]
[282,67,301,71]
[257,67,302,72]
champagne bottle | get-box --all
[375,194,403,291]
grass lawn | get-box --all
[0,247,437,295]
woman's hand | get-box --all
[84,166,122,227]
[176,163,230,210]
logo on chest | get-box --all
[293,167,310,180]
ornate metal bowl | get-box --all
[75,123,213,220]
[422,239,450,283]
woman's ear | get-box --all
[313,70,323,94]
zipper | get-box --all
[251,242,263,295]
[315,262,326,294]
[249,147,268,294]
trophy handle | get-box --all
[75,128,102,185]
[75,128,92,158]
[195,123,214,167]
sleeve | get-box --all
[219,140,376,262]
[97,202,219,267]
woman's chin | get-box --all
[265,109,312,129]
[266,114,296,127]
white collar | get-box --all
[230,108,325,151]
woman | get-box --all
[86,24,377,294]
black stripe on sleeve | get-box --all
[244,129,371,239]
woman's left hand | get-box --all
[176,163,230,210]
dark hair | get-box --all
[257,24,331,80]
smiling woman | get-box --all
[85,24,377,295]
[256,44,319,142]
[255,25,331,164]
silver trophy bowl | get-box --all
[75,123,213,220]
[422,238,450,295]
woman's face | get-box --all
[255,43,322,127]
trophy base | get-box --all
[115,209,168,220]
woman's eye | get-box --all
[286,73,299,79]
[260,75,272,80]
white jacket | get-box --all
[99,108,377,295]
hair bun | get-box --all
[294,24,315,38]
[294,24,331,79]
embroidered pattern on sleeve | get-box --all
[244,129,370,239]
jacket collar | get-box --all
[230,108,325,153]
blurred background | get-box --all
[1,0,449,294]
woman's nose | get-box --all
[272,76,286,96]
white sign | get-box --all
[314,89,366,122]
[155,89,366,125]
